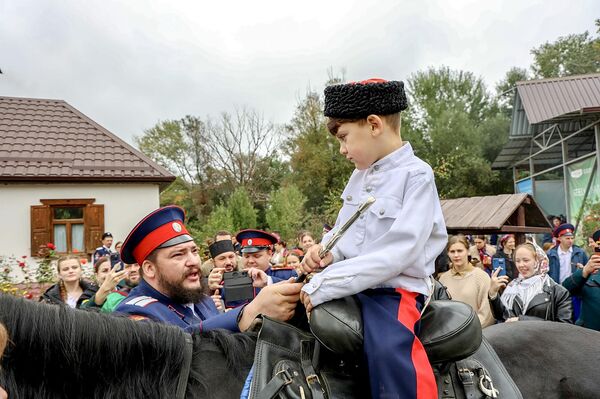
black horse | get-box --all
[0,294,598,398]
[484,321,600,399]
[0,294,255,399]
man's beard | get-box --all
[156,268,208,304]
[125,276,140,288]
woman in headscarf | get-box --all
[488,242,572,323]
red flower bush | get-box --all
[80,259,87,265]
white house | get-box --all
[0,96,175,277]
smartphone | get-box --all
[222,271,254,307]
[110,253,123,271]
[492,257,505,269]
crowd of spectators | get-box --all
[436,220,600,331]
[38,217,600,335]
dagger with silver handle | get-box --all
[296,196,376,283]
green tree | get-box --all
[135,116,210,185]
[287,90,354,213]
[227,187,258,231]
[495,67,529,117]
[408,66,495,131]
[266,184,307,242]
[404,67,512,198]
[531,23,600,78]
[195,204,235,242]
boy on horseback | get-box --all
[300,79,447,399]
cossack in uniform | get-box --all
[236,229,298,281]
[114,206,243,333]
[93,246,111,263]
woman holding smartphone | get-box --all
[492,234,517,279]
[489,242,572,323]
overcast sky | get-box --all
[1,0,599,145]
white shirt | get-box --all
[557,245,573,283]
[302,143,448,306]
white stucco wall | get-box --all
[0,183,161,261]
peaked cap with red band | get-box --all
[236,229,278,254]
[324,78,408,119]
[553,223,575,239]
[120,206,193,265]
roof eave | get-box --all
[0,175,176,184]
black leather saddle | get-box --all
[310,297,482,364]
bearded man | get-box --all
[115,206,301,332]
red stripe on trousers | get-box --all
[395,288,437,399]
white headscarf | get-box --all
[500,240,550,312]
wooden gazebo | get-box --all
[440,193,552,236]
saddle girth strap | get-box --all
[175,334,193,399]
[255,368,296,399]
[456,360,499,399]
[301,340,326,399]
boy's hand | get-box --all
[300,290,313,313]
[301,244,333,275]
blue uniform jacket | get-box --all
[547,245,588,283]
[93,246,111,263]
[267,267,297,281]
[115,278,242,333]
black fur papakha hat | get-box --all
[324,78,408,119]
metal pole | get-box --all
[595,124,600,187]
[529,156,536,197]
[562,140,570,221]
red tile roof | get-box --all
[0,96,175,183]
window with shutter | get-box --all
[31,199,104,256]
[84,204,104,254]
[30,205,51,257]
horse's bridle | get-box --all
[176,333,194,399]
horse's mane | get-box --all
[0,294,189,398]
[187,329,257,398]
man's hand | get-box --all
[300,244,333,275]
[247,267,269,288]
[237,279,302,331]
[489,267,509,298]
[208,267,225,291]
[582,255,600,278]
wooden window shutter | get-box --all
[31,205,52,257]
[84,204,104,254]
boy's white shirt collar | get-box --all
[368,141,412,173]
